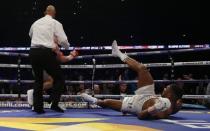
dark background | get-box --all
[0,1,210,98]
[0,0,210,46]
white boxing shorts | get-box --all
[121,84,156,114]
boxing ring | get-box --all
[0,47,210,131]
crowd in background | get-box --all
[0,50,210,108]
[0,68,210,107]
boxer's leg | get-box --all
[81,93,122,111]
[112,40,154,89]
[44,50,65,112]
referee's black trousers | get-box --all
[29,48,65,111]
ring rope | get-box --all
[0,101,207,108]
[0,44,209,51]
[76,48,210,59]
[0,79,209,84]
[0,94,209,99]
[0,52,29,57]
[0,61,209,69]
[0,48,210,58]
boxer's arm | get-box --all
[56,51,70,63]
[137,108,169,119]
[43,76,53,90]
[137,98,171,119]
[52,44,78,63]
[57,54,73,63]
[137,109,151,119]
[137,107,160,119]
[151,112,169,119]
[56,50,78,63]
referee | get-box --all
[29,5,69,114]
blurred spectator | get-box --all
[204,82,210,108]
[176,77,184,89]
[198,75,209,95]
[77,84,85,95]
[124,69,137,94]
[103,83,114,94]
[94,84,101,94]
[66,85,75,95]
[76,84,101,95]
[182,73,197,104]
[119,83,128,95]
[183,73,194,80]
[156,73,169,94]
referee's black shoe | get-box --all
[34,109,45,114]
[51,104,64,113]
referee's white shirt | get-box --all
[29,15,70,49]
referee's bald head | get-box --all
[45,5,56,18]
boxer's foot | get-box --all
[81,93,98,104]
[51,105,64,113]
[27,89,34,105]
[112,40,128,62]
[31,106,34,111]
[58,103,66,110]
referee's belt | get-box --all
[31,45,52,50]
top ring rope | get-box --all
[76,48,210,59]
[0,94,209,100]
[0,79,210,84]
[0,61,210,69]
[0,44,209,51]
[0,52,29,57]
[0,48,210,58]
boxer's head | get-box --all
[45,5,56,18]
[162,84,184,114]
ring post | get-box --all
[91,57,96,96]
[17,54,21,99]
[168,51,175,82]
